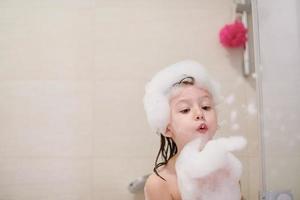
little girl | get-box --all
[143,60,246,200]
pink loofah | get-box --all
[219,20,248,48]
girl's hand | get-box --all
[175,136,247,200]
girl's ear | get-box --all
[164,124,173,138]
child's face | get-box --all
[166,85,217,150]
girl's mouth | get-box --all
[197,123,208,134]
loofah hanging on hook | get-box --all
[219,20,248,48]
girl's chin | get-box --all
[195,134,214,143]
[188,134,210,144]
[180,136,211,151]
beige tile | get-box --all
[238,155,261,200]
[94,133,159,158]
[93,0,235,81]
[248,156,262,200]
[0,0,94,9]
[93,129,159,158]
[235,156,250,200]
[0,81,93,157]
[93,80,146,131]
[0,158,91,200]
[245,123,259,156]
[0,6,94,80]
[214,79,252,156]
[216,78,260,158]
[245,117,260,157]
[94,0,232,10]
[242,78,260,158]
[210,58,245,83]
[38,0,95,8]
[216,78,247,127]
[93,156,153,200]
[93,80,159,157]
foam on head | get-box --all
[143,60,222,135]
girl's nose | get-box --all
[194,108,204,120]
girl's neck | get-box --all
[166,153,180,174]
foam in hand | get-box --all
[175,136,247,200]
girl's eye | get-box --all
[180,108,190,114]
[202,106,211,111]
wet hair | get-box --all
[153,76,195,180]
[172,76,195,87]
[154,134,177,180]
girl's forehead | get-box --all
[169,85,213,103]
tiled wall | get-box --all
[0,0,261,199]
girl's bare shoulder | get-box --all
[144,171,173,200]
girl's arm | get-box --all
[144,174,173,200]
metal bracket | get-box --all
[236,3,252,13]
